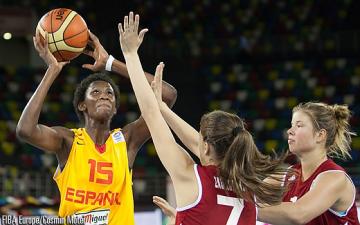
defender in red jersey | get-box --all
[174,165,256,225]
[258,102,359,225]
[119,12,289,225]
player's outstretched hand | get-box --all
[151,62,165,105]
[118,11,148,54]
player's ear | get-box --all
[78,102,86,112]
[204,141,211,156]
[315,128,327,144]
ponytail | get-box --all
[219,130,288,206]
[329,104,356,158]
[200,110,289,206]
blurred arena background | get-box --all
[0,0,360,224]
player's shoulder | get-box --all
[321,159,345,171]
[51,126,75,144]
[111,128,126,143]
[313,169,348,189]
[51,126,74,137]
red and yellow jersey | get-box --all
[54,128,134,225]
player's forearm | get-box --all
[16,66,60,138]
[123,53,160,117]
[257,203,303,225]
[160,103,200,157]
[111,59,177,107]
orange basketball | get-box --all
[36,8,89,62]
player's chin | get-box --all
[288,146,296,153]
[96,110,114,120]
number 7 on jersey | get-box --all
[217,195,245,225]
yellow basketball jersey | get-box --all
[54,128,134,225]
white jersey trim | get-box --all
[311,170,355,217]
[176,164,202,211]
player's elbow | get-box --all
[16,122,32,141]
[288,217,306,225]
[169,86,177,102]
[164,85,178,106]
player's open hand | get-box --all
[33,30,69,70]
[82,30,109,71]
[118,11,148,54]
[151,62,165,105]
[153,196,176,225]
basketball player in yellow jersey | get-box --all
[16,30,177,224]
[54,128,133,224]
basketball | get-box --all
[36,8,89,62]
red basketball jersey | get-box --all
[283,159,359,225]
[175,165,256,225]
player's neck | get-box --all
[85,117,111,131]
[85,123,111,145]
[298,150,327,181]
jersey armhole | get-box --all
[312,170,356,217]
[176,164,203,212]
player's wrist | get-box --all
[105,55,115,71]
[159,101,168,111]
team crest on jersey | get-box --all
[288,175,296,181]
[290,196,298,203]
[112,131,125,143]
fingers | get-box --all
[35,29,44,49]
[44,32,49,48]
[154,62,164,90]
[153,196,166,202]
[159,62,164,82]
[129,11,134,31]
[118,23,124,35]
[88,30,99,42]
[87,38,95,48]
[82,49,94,57]
[124,15,129,32]
[153,196,168,207]
[59,61,70,66]
[33,30,45,52]
[82,64,95,71]
[125,12,142,33]
[134,14,139,33]
[33,36,40,52]
[138,28,148,42]
[87,30,98,48]
[155,62,164,82]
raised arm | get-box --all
[16,31,72,156]
[82,30,177,167]
[118,13,200,205]
[151,68,200,158]
[258,172,350,224]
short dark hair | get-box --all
[73,72,121,123]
